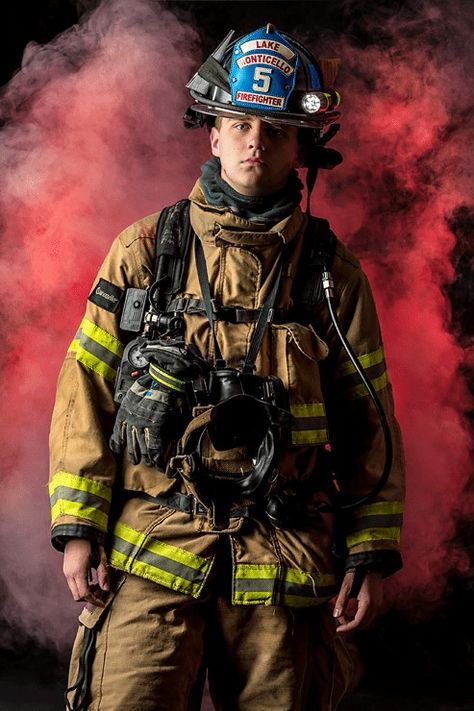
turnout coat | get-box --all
[49,179,405,606]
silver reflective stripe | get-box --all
[49,485,111,515]
[351,513,403,532]
[109,523,214,598]
[233,565,336,606]
[78,332,122,371]
[112,535,206,586]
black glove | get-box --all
[110,342,211,468]
[109,372,185,468]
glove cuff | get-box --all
[149,361,186,393]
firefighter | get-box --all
[50,24,405,711]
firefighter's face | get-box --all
[210,116,299,197]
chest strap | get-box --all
[194,237,284,372]
[168,297,288,324]
[121,489,252,519]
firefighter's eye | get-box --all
[266,125,284,137]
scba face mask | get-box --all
[185,23,341,130]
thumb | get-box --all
[333,569,355,618]
[96,545,111,592]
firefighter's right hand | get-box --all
[63,538,110,608]
[109,372,184,468]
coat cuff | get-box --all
[51,523,107,552]
[344,550,403,578]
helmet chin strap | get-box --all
[305,162,320,216]
[304,124,343,215]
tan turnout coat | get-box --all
[49,180,405,606]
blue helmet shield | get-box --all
[185,23,341,130]
[229,26,301,112]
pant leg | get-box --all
[308,605,360,711]
[207,597,316,711]
[207,599,358,711]
[204,537,357,711]
[67,571,208,711]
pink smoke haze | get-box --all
[0,0,205,648]
[0,0,472,649]
[312,1,473,611]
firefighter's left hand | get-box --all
[333,569,384,633]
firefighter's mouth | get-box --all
[243,158,266,166]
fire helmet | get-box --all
[184,23,341,131]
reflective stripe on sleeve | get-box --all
[68,317,123,383]
[335,346,389,399]
[346,500,404,548]
[290,402,329,445]
[49,471,112,532]
[233,564,336,606]
[109,522,214,599]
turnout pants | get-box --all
[68,561,356,710]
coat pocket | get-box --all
[271,322,329,446]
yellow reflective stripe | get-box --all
[149,363,185,390]
[291,429,329,445]
[348,371,389,398]
[290,402,328,445]
[150,374,182,392]
[110,522,213,598]
[68,318,123,381]
[149,365,184,393]
[232,592,334,607]
[114,521,143,547]
[233,590,273,604]
[234,564,334,587]
[346,526,401,548]
[235,564,280,580]
[74,346,117,382]
[49,472,111,531]
[290,402,326,418]
[233,565,336,606]
[285,569,334,586]
[145,537,210,572]
[232,583,335,607]
[49,471,112,502]
[109,550,203,597]
[353,501,404,518]
[337,345,385,377]
[114,522,211,572]
[51,500,108,531]
[80,317,123,357]
[108,548,131,570]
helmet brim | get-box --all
[189,101,341,130]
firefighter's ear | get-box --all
[295,143,306,168]
[210,126,220,157]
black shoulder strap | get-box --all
[292,216,337,314]
[152,203,337,319]
[152,199,193,311]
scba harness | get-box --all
[110,200,337,528]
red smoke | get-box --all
[0,0,472,649]
[313,0,474,610]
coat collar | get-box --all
[188,179,306,247]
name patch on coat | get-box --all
[88,279,124,313]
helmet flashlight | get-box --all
[300,91,341,114]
